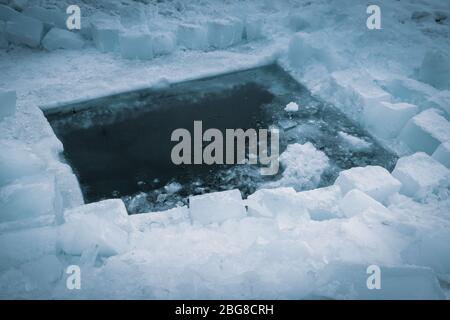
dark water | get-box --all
[46,64,397,214]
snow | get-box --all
[284,101,298,112]
[399,108,450,155]
[42,28,84,51]
[0,88,15,120]
[339,189,390,218]
[0,0,450,300]
[268,142,329,190]
[334,166,402,204]
[392,152,450,199]
[5,13,43,47]
[189,189,246,225]
[432,142,450,169]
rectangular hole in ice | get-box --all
[44,65,398,214]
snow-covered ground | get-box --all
[0,0,450,299]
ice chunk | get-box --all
[130,206,189,231]
[278,119,297,130]
[0,174,62,224]
[363,101,419,139]
[164,181,182,194]
[403,229,450,279]
[176,23,207,50]
[64,199,130,233]
[399,109,450,155]
[152,31,175,56]
[0,226,58,271]
[0,140,45,186]
[206,18,243,49]
[0,89,16,120]
[22,6,66,30]
[334,166,401,204]
[392,152,450,198]
[119,32,153,60]
[246,187,309,218]
[42,28,84,51]
[6,13,43,47]
[432,142,450,169]
[20,254,62,286]
[91,19,120,53]
[189,189,246,225]
[340,74,391,111]
[0,4,20,21]
[316,263,445,300]
[243,17,263,41]
[284,101,299,112]
[54,165,84,209]
[58,213,128,257]
[0,214,55,234]
[338,131,372,151]
[418,51,450,90]
[296,185,343,220]
[339,189,390,218]
[268,142,329,190]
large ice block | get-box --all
[119,32,153,60]
[363,101,419,138]
[91,19,120,53]
[339,189,390,218]
[22,6,66,30]
[189,189,246,225]
[0,139,45,186]
[6,13,43,47]
[206,18,243,49]
[42,28,84,51]
[0,174,62,224]
[176,23,207,50]
[432,142,450,169]
[399,108,450,155]
[392,152,450,198]
[64,199,130,232]
[334,166,401,204]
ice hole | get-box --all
[45,65,397,214]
